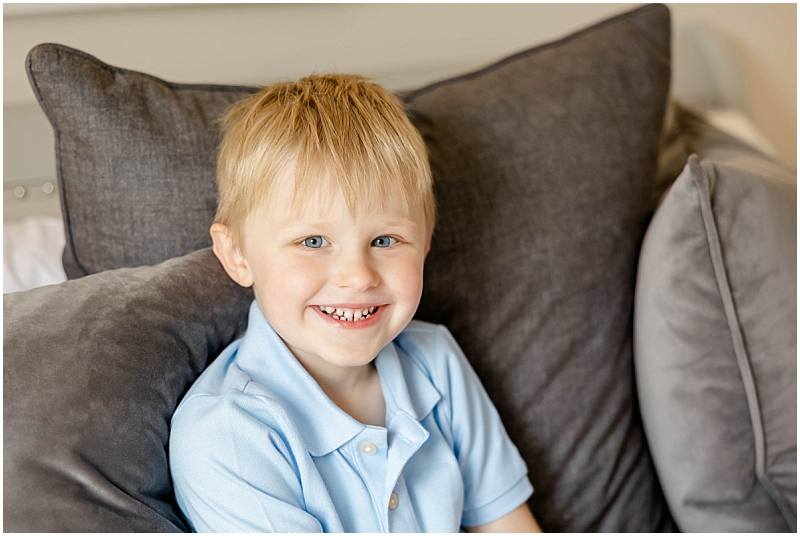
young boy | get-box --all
[169,74,540,533]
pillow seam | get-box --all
[25,45,88,277]
[402,3,666,102]
[38,42,260,94]
[694,161,795,529]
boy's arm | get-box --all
[464,503,542,533]
[431,325,536,529]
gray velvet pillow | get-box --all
[17,3,675,532]
[634,126,797,530]
[3,249,254,532]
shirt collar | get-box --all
[235,301,440,457]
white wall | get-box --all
[669,3,796,172]
[3,4,648,104]
[3,2,796,204]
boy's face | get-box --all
[212,173,430,373]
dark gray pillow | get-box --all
[635,122,797,531]
[26,44,258,278]
[407,4,674,531]
[3,249,254,532]
[19,3,675,532]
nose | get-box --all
[333,248,380,292]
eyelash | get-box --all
[299,236,399,249]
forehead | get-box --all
[252,169,424,229]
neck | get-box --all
[285,344,385,427]
[286,343,376,393]
[308,359,377,396]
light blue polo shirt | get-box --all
[169,301,532,532]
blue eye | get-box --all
[372,236,397,248]
[302,236,329,249]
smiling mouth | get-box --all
[316,305,380,322]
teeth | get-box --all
[318,305,379,322]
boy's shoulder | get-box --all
[394,319,447,360]
[393,319,467,381]
[171,339,292,433]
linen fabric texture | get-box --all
[635,120,797,531]
[12,3,675,532]
[170,301,533,532]
[407,5,673,531]
[25,44,258,278]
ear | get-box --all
[210,223,254,287]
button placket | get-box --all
[385,475,419,531]
[351,429,388,530]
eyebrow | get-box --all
[383,220,420,230]
[276,221,334,232]
[277,219,419,233]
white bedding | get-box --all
[3,216,67,293]
[704,108,778,157]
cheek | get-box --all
[386,254,426,304]
[251,254,326,302]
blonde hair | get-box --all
[215,74,435,249]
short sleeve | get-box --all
[169,391,324,532]
[435,325,534,527]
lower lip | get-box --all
[312,305,386,330]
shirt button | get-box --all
[388,492,399,510]
[360,442,377,455]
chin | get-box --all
[326,346,383,367]
[316,326,400,362]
